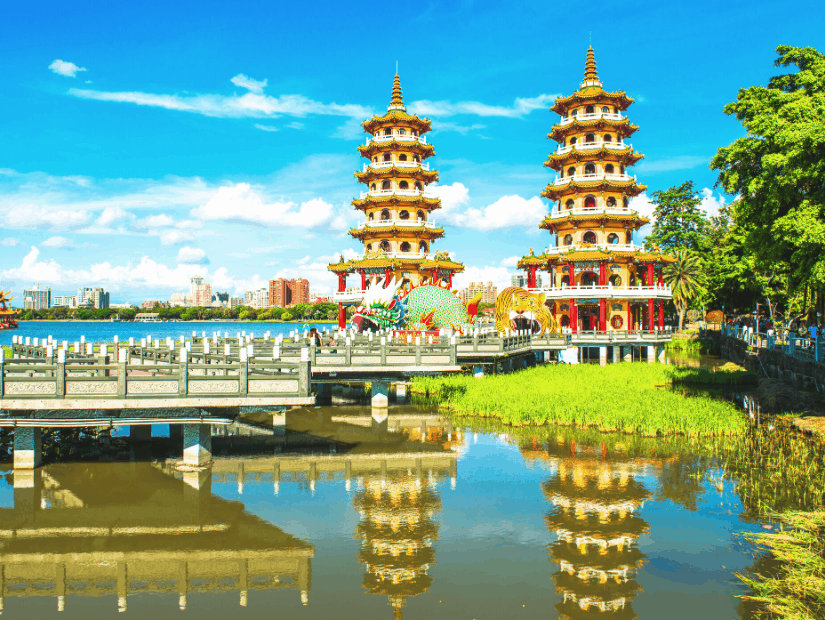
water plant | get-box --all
[412,363,748,437]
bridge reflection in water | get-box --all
[522,436,653,619]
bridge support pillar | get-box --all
[130,424,152,441]
[647,345,656,364]
[473,364,484,379]
[316,382,332,405]
[14,469,41,516]
[623,346,632,363]
[394,383,407,402]
[599,347,607,367]
[183,424,212,467]
[612,346,620,364]
[371,381,389,409]
[13,427,42,469]
[657,344,666,363]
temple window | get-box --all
[572,109,578,116]
[605,164,615,174]
[609,274,622,286]
[373,157,378,162]
[585,133,596,143]
[412,130,418,136]
[626,231,632,243]
[604,134,612,142]
[623,197,629,208]
[380,208,391,220]
[561,275,570,286]
[417,210,425,221]
[583,231,597,244]
[419,241,428,253]
[399,154,408,161]
[414,181,423,191]
[379,240,391,252]
[584,195,596,209]
[383,128,392,136]
[567,166,576,176]
[606,196,617,207]
[399,180,409,190]
[371,183,377,191]
[563,234,573,245]
[570,137,577,144]
[585,105,594,114]
[399,210,410,220]
[620,165,625,174]
[369,213,374,220]
[602,106,609,113]
[383,153,391,162]
[607,233,620,244]
[565,199,575,210]
[413,155,420,162]
[399,129,406,135]
[582,272,598,285]
[584,163,596,175]
[400,241,411,252]
[366,244,372,251]
[381,180,391,190]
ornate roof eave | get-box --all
[354,168,439,184]
[419,258,465,272]
[550,90,634,114]
[541,181,648,201]
[541,249,676,264]
[362,111,432,134]
[538,214,650,232]
[543,149,645,170]
[548,120,640,141]
[357,141,436,158]
[348,225,446,239]
[352,195,442,211]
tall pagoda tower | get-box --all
[329,75,465,328]
[518,48,672,333]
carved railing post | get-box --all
[56,347,66,399]
[450,335,457,365]
[178,348,189,397]
[415,337,422,366]
[0,346,5,397]
[299,348,310,397]
[380,336,387,366]
[345,337,352,366]
[239,347,249,396]
[117,348,128,398]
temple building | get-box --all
[517,48,672,332]
[329,74,465,328]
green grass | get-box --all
[412,363,749,437]
[738,511,825,620]
[670,362,758,386]
[1,345,10,359]
[665,336,719,355]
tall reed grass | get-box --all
[412,363,748,437]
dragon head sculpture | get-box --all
[351,277,406,332]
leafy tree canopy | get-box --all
[646,181,705,252]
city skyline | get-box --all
[1,0,822,304]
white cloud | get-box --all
[96,206,134,227]
[295,256,311,265]
[500,256,520,267]
[286,122,304,129]
[1,238,20,247]
[134,214,176,229]
[409,94,558,118]
[41,236,78,249]
[431,183,546,231]
[255,124,279,132]
[434,122,486,135]
[5,206,91,230]
[159,230,195,246]
[191,183,337,228]
[176,247,210,265]
[699,187,727,218]
[49,59,86,77]
[68,88,372,120]
[231,74,267,94]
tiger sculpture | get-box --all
[494,287,557,335]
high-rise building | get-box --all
[269,278,309,307]
[23,284,51,310]
[463,282,498,304]
[52,295,78,308]
[511,273,541,289]
[190,276,212,307]
[78,287,110,309]
[244,288,270,309]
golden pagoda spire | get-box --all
[390,73,405,109]
[581,46,601,87]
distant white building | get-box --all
[511,273,541,289]
[244,288,270,309]
[24,284,51,310]
[78,287,110,309]
[53,295,78,308]
[109,302,134,309]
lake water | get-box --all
[0,320,337,347]
[0,405,770,619]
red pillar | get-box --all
[448,273,453,289]
[647,264,654,288]
[571,300,578,334]
[551,303,556,318]
[658,300,664,329]
[657,267,663,286]
[338,302,346,329]
[568,262,575,286]
[431,268,438,284]
[599,262,606,286]
[337,273,346,293]
[528,267,537,289]
[647,298,654,332]
[384,268,391,283]
[360,270,366,290]
[599,299,606,333]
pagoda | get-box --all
[522,436,651,618]
[329,74,464,329]
[0,290,18,330]
[517,48,672,333]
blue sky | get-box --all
[1,0,823,303]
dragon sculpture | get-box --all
[351,277,482,333]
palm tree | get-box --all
[664,249,705,331]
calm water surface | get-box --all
[0,321,336,347]
[0,405,766,619]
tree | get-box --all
[281,312,293,321]
[645,181,706,252]
[664,249,705,331]
[711,45,825,317]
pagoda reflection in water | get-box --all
[523,436,652,618]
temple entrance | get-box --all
[578,305,599,331]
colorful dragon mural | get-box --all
[351,277,482,333]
